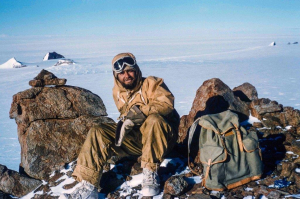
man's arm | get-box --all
[140,76,175,117]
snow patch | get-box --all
[286,151,294,154]
[285,125,292,130]
[240,113,260,126]
[54,59,75,66]
[43,53,50,61]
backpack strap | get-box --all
[233,124,244,152]
[187,117,202,175]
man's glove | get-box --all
[115,119,134,146]
[126,105,146,125]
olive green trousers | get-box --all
[72,114,177,188]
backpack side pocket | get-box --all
[241,126,263,177]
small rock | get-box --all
[260,176,277,186]
[63,181,78,190]
[130,162,143,176]
[280,162,296,178]
[49,171,64,183]
[66,171,73,178]
[29,69,67,87]
[34,184,51,193]
[252,122,264,128]
[296,126,300,135]
[267,190,281,199]
[162,193,174,199]
[250,98,283,118]
[34,69,57,80]
[294,172,300,189]
[126,176,132,181]
[107,192,120,199]
[188,193,212,199]
[164,176,188,196]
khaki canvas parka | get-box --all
[112,66,176,121]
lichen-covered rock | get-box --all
[10,86,108,135]
[163,176,188,196]
[280,107,300,127]
[20,115,113,179]
[10,73,114,180]
[0,164,42,198]
[178,78,249,143]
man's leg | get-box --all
[72,122,142,189]
[139,114,177,196]
[140,113,177,170]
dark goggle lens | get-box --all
[113,57,135,71]
[122,57,135,65]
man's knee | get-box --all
[85,124,116,148]
[143,114,166,126]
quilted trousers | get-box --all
[72,114,177,189]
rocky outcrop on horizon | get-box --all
[43,52,65,61]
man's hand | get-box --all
[115,119,134,146]
[126,105,146,125]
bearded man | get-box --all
[61,52,179,198]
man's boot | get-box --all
[141,168,160,196]
[59,180,98,199]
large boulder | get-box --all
[0,164,42,197]
[233,82,258,102]
[9,71,114,180]
[178,78,250,143]
[20,116,113,179]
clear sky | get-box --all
[0,0,299,39]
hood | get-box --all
[112,52,143,96]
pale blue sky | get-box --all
[0,0,299,38]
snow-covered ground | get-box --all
[0,35,299,175]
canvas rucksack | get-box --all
[188,110,263,191]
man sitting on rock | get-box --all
[61,52,179,198]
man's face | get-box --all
[117,69,137,90]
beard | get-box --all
[120,77,137,90]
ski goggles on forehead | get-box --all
[113,56,136,73]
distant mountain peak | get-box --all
[43,52,65,61]
[0,57,26,69]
